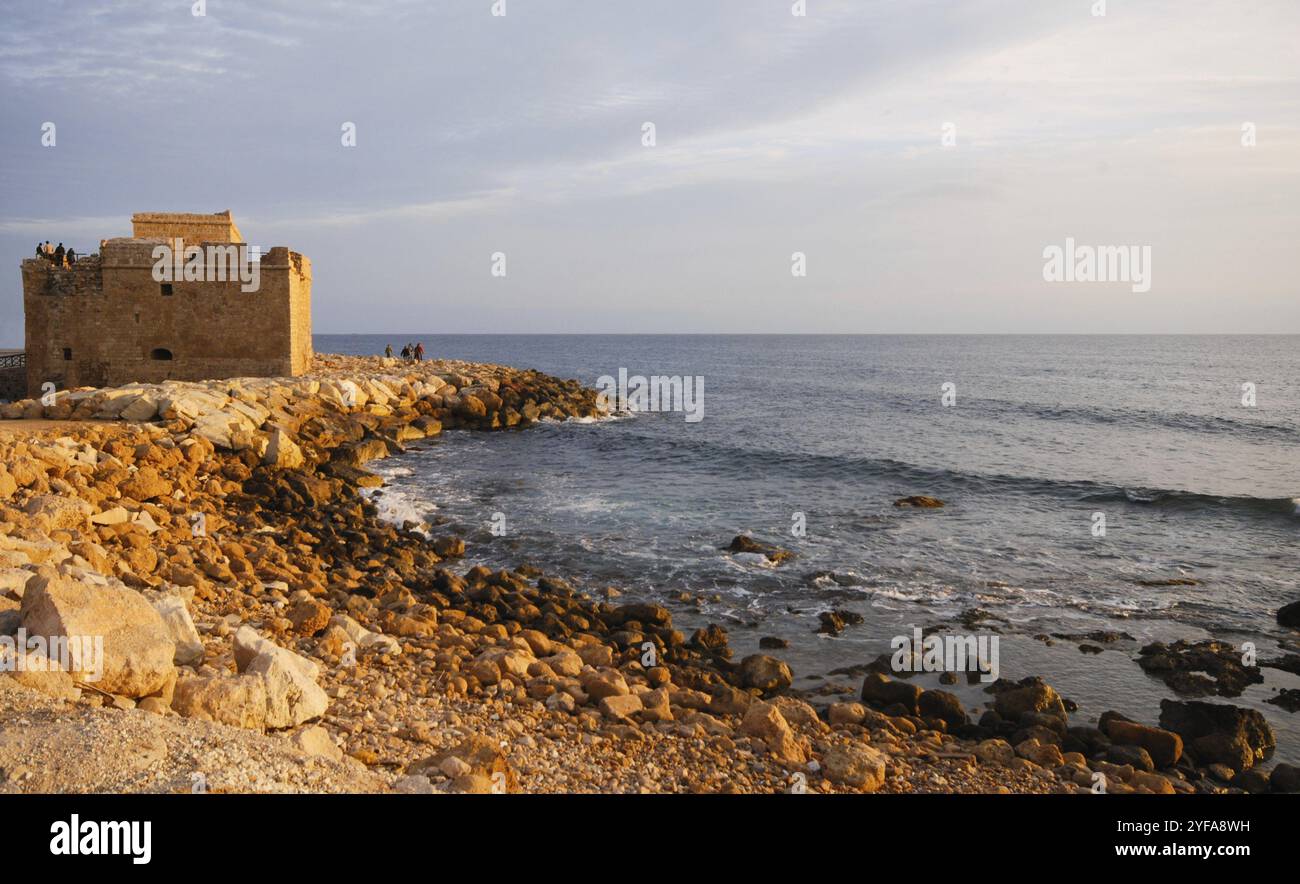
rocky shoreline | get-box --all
[0,354,1293,794]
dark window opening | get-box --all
[150,348,173,361]
[62,347,72,360]
[160,283,173,296]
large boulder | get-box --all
[191,409,257,449]
[119,393,160,422]
[918,689,968,727]
[328,614,401,656]
[1102,716,1183,768]
[172,674,268,729]
[974,738,1016,766]
[1158,699,1275,772]
[992,676,1066,721]
[822,743,888,790]
[738,654,793,693]
[158,388,229,422]
[149,595,204,666]
[1271,763,1300,794]
[232,626,328,728]
[334,438,389,466]
[860,672,922,714]
[20,573,175,698]
[1278,600,1300,628]
[607,603,672,628]
[263,427,306,470]
[740,701,806,766]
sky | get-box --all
[1,0,1297,342]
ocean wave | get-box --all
[969,397,1300,444]
[600,429,1300,521]
[850,388,1300,444]
[1079,488,1300,518]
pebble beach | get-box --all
[0,354,1291,795]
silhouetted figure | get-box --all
[414,342,424,362]
[53,243,65,266]
[384,344,393,358]
[66,248,77,265]
[400,344,411,359]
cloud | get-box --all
[0,0,1296,337]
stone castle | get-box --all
[20,211,311,398]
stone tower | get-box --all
[21,211,312,397]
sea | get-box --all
[317,334,1300,763]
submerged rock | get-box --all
[816,608,863,636]
[1137,639,1263,698]
[724,534,794,564]
[893,496,945,508]
[1277,600,1300,628]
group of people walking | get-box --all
[35,241,76,267]
[386,342,425,361]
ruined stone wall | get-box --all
[130,211,242,245]
[23,239,310,396]
[279,248,313,374]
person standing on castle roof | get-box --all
[66,248,77,265]
[414,342,424,362]
[43,241,53,258]
[35,243,44,259]
[53,243,65,266]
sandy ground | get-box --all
[0,678,389,794]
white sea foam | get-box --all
[363,487,433,536]
[727,552,778,570]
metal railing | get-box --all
[0,352,26,369]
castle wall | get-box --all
[23,237,311,397]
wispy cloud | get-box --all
[0,0,1296,337]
